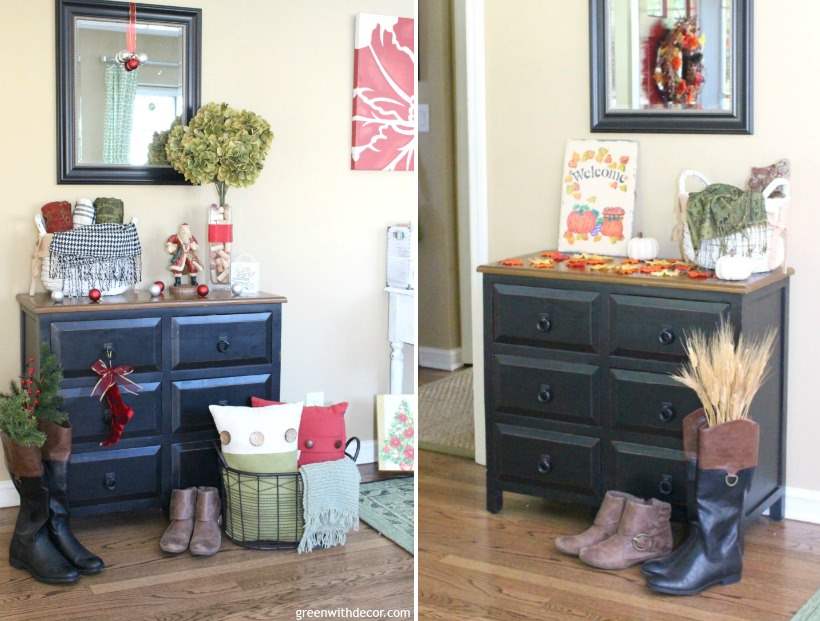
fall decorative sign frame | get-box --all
[557,140,638,257]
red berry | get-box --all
[88,288,102,302]
[196,284,209,298]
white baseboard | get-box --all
[419,346,463,371]
[0,480,19,508]
[768,486,820,524]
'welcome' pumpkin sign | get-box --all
[557,140,638,256]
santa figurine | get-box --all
[166,223,204,287]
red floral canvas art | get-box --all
[351,14,415,171]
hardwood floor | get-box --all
[420,450,820,621]
[419,367,457,386]
[0,464,413,621]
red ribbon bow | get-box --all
[90,359,141,400]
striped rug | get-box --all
[419,368,474,459]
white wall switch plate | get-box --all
[305,392,324,406]
[418,103,430,133]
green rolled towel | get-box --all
[94,197,124,224]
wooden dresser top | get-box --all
[18,290,287,315]
[478,250,793,294]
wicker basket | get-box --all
[678,170,789,273]
[216,437,360,551]
[34,215,136,297]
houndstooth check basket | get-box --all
[34,215,139,297]
[678,170,790,273]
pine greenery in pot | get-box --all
[0,346,67,448]
[164,102,274,287]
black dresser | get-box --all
[17,290,285,516]
[479,254,790,521]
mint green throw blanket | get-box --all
[687,183,767,252]
[298,458,361,553]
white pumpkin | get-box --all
[627,233,659,261]
[715,255,753,281]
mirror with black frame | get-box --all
[589,0,752,134]
[57,0,201,184]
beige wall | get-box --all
[0,0,415,481]
[485,0,820,491]
[418,0,461,351]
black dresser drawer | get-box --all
[611,441,687,506]
[609,294,729,360]
[493,355,600,425]
[495,423,600,496]
[50,318,162,377]
[170,313,273,370]
[171,440,220,490]
[492,284,599,351]
[171,373,273,433]
[62,381,162,444]
[610,369,701,436]
[69,445,161,507]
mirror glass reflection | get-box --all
[606,0,734,113]
[74,17,186,166]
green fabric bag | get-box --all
[686,183,767,253]
[222,451,304,543]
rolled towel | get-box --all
[94,197,124,224]
[73,198,95,227]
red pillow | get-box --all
[251,397,348,466]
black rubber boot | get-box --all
[640,460,698,578]
[646,468,753,595]
[44,460,105,575]
[39,420,104,575]
[646,418,759,596]
[9,476,80,585]
[641,409,708,579]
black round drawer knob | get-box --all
[216,336,231,353]
[659,404,676,423]
[658,475,673,496]
[305,439,315,449]
[658,328,676,345]
[103,472,117,491]
[334,440,342,449]
[537,454,552,474]
[537,385,553,404]
[536,314,552,333]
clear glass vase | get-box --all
[207,203,233,287]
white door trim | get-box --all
[453,0,489,465]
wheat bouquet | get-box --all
[672,320,777,427]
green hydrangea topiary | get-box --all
[165,102,273,205]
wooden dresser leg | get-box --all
[769,496,786,521]
[487,486,503,513]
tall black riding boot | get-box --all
[641,409,708,578]
[2,434,79,585]
[40,421,105,575]
[646,418,759,596]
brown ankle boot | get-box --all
[160,487,197,553]
[579,497,673,570]
[189,487,221,557]
[555,491,636,556]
